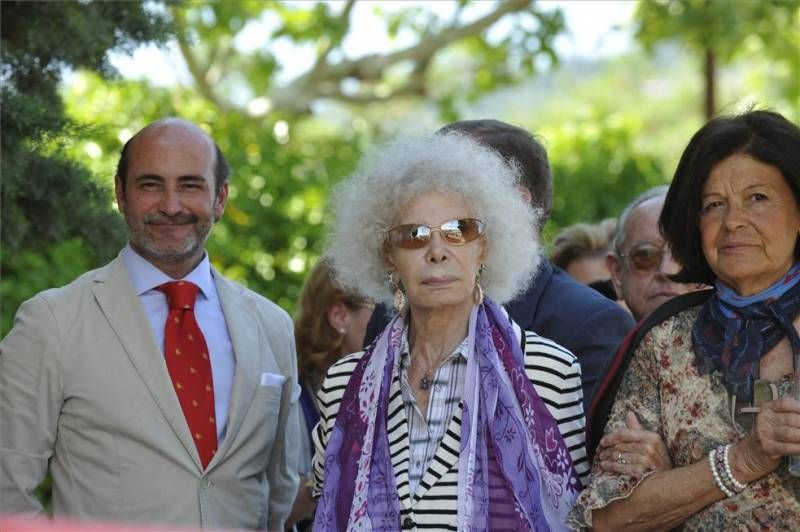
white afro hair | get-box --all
[326,131,542,306]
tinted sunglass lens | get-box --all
[451,219,483,244]
[462,219,484,242]
[631,249,662,270]
[440,220,465,244]
[413,226,432,245]
[463,219,483,241]
[388,219,484,248]
[393,224,430,248]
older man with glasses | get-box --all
[607,186,697,321]
[587,186,702,464]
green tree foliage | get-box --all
[1,1,172,333]
[6,0,795,329]
[55,0,567,314]
[633,0,800,119]
[545,112,665,237]
[171,0,564,118]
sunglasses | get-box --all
[386,218,485,249]
[619,243,670,271]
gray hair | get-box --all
[612,185,669,254]
[326,132,542,306]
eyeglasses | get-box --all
[385,218,485,249]
[618,243,670,271]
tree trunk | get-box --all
[704,47,716,120]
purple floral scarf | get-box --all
[314,299,580,531]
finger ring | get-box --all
[617,452,627,465]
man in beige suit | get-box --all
[0,118,299,530]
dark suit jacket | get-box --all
[364,260,634,412]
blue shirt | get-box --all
[122,245,235,441]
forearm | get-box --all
[592,456,723,532]
[285,474,315,528]
[0,296,61,515]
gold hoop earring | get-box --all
[473,283,484,305]
[474,264,485,305]
[388,272,406,312]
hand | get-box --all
[596,411,673,478]
[285,474,316,528]
[730,396,800,482]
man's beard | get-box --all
[126,211,212,265]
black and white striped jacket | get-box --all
[311,324,589,530]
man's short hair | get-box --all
[612,186,669,254]
[115,136,230,197]
[439,119,553,222]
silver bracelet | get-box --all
[713,444,741,495]
[721,444,747,492]
[708,448,735,498]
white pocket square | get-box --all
[260,372,286,388]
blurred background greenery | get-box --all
[3,0,799,337]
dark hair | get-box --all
[439,119,553,222]
[115,136,230,197]
[660,110,800,285]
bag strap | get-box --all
[587,289,715,460]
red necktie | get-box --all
[158,281,217,468]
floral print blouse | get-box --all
[568,306,800,531]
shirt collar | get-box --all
[121,244,214,300]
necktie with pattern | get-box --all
[158,280,217,468]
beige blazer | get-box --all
[0,254,299,530]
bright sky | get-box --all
[110,1,635,87]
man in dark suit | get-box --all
[364,119,634,411]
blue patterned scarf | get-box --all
[313,299,580,531]
[693,262,800,401]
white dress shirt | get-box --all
[122,245,235,441]
[397,329,468,495]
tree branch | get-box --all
[322,82,425,105]
[310,0,356,73]
[171,6,230,111]
[270,0,532,114]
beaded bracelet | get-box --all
[720,444,748,492]
[708,447,735,498]
[713,446,738,494]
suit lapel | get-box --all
[412,399,463,503]
[91,256,202,470]
[209,270,260,467]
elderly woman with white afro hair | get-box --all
[310,131,586,531]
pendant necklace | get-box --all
[417,356,448,390]
[419,372,433,390]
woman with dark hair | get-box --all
[569,110,800,530]
[286,259,374,530]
